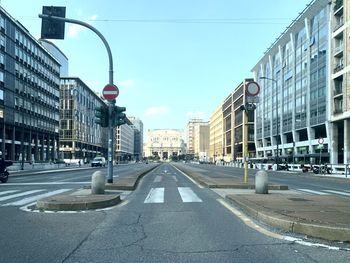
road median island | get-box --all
[105,163,160,190]
[36,191,121,211]
[36,164,160,211]
[226,193,350,241]
[173,163,288,190]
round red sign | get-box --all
[102,84,119,101]
[246,81,260,96]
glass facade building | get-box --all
[252,0,331,164]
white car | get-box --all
[91,157,106,167]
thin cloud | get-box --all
[144,106,170,117]
[68,14,98,38]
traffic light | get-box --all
[95,105,109,127]
[40,6,66,39]
[113,106,127,127]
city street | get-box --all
[0,163,349,262]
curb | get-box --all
[226,195,350,241]
[36,193,121,211]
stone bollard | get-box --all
[255,170,268,194]
[91,171,105,194]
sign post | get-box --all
[39,9,116,183]
[318,137,324,166]
[243,81,260,183]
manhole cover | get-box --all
[288,198,311,202]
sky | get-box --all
[1,0,311,138]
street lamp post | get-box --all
[260,76,279,169]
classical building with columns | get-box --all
[144,129,186,159]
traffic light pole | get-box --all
[39,13,116,183]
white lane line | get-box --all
[324,190,350,197]
[171,165,203,189]
[172,176,178,182]
[144,188,164,203]
[297,189,330,195]
[3,189,71,206]
[0,190,44,202]
[154,176,162,183]
[0,190,19,196]
[178,187,202,203]
[1,182,90,186]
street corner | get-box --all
[34,190,122,212]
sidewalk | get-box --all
[173,163,350,242]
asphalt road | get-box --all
[0,163,349,262]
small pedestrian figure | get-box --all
[78,160,81,167]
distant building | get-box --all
[209,106,223,162]
[128,116,143,160]
[59,77,107,162]
[144,129,185,159]
[115,119,134,163]
[186,119,209,158]
[209,79,256,163]
[193,123,210,162]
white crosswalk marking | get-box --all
[144,188,164,203]
[154,176,162,183]
[178,187,202,203]
[324,190,350,197]
[0,190,44,202]
[297,189,330,195]
[2,189,71,206]
[0,190,19,196]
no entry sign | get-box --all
[102,84,119,101]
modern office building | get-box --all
[59,77,107,162]
[252,0,331,164]
[115,118,134,163]
[128,116,143,160]
[39,39,69,77]
[186,119,208,157]
[209,79,256,163]
[209,105,223,162]
[144,129,185,159]
[0,7,61,163]
[330,0,350,164]
[193,121,210,161]
[232,79,256,162]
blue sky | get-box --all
[2,0,311,136]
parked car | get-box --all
[91,157,106,167]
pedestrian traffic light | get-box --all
[95,105,109,127]
[113,106,127,127]
[40,6,66,39]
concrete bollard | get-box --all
[255,170,268,194]
[91,171,105,194]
